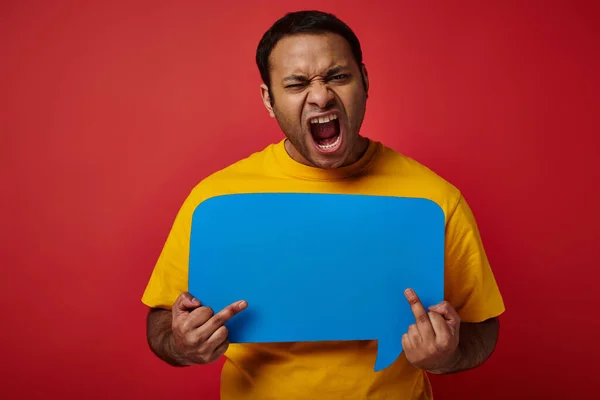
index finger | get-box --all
[404,288,435,338]
[200,300,248,334]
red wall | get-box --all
[2,1,598,398]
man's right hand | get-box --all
[170,292,247,365]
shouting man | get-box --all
[142,10,505,400]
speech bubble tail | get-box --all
[374,335,404,372]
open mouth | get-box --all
[309,114,342,154]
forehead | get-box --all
[269,33,355,78]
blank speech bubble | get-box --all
[188,193,445,372]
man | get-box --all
[142,10,505,400]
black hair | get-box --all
[256,10,366,102]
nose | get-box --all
[306,81,335,109]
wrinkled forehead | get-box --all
[269,33,356,80]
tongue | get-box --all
[312,120,339,142]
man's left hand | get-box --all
[402,288,462,372]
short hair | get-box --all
[256,10,364,91]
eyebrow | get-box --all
[282,65,350,83]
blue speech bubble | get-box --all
[188,193,445,371]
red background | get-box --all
[2,0,599,398]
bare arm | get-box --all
[428,317,500,374]
[146,308,188,366]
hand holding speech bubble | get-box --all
[188,193,445,372]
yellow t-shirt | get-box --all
[141,138,505,400]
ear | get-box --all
[260,84,275,118]
[361,64,370,95]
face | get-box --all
[260,33,370,169]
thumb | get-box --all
[173,292,201,317]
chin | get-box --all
[307,150,350,169]
[318,157,348,169]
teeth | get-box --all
[310,114,338,124]
[316,134,341,150]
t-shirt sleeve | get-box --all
[141,190,200,310]
[444,194,505,322]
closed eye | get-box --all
[328,74,351,83]
[283,73,351,89]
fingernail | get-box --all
[404,289,414,297]
[238,300,247,309]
